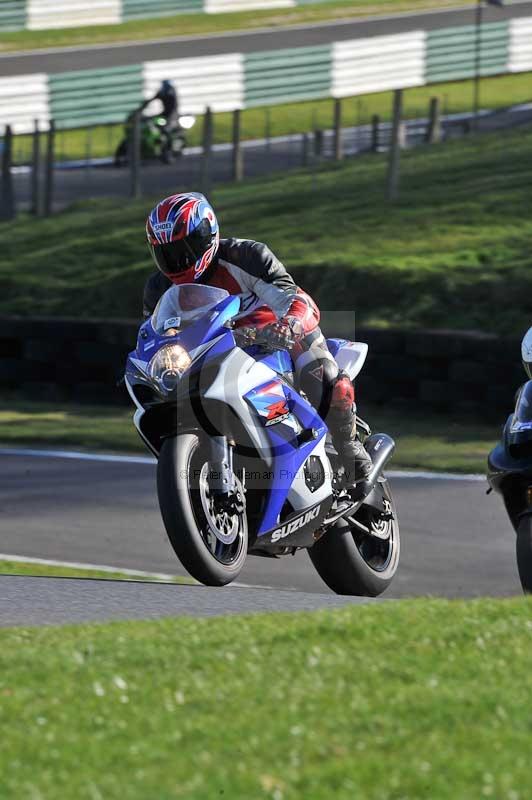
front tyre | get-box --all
[157,434,248,586]
[308,480,400,596]
[516,516,532,593]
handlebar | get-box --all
[233,325,296,351]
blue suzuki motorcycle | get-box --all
[125,284,400,595]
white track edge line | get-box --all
[0,446,156,464]
[0,553,295,591]
[0,554,177,580]
[387,469,485,482]
[0,446,485,480]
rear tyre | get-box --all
[157,434,248,586]
[516,516,532,593]
[308,479,400,596]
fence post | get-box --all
[85,125,92,179]
[313,129,323,161]
[0,124,15,221]
[264,107,271,158]
[232,109,243,182]
[398,119,407,149]
[387,89,403,203]
[356,99,363,152]
[301,132,310,167]
[43,119,55,217]
[129,111,141,199]
[201,106,213,196]
[31,119,41,216]
[425,96,441,144]
[371,114,380,153]
[333,98,342,161]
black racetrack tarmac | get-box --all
[0,450,521,626]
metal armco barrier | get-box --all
[332,31,425,98]
[49,66,144,128]
[509,17,532,72]
[426,22,509,83]
[1,0,303,30]
[0,0,26,30]
[122,0,202,21]
[244,45,332,106]
[27,0,121,29]
[144,54,243,115]
[2,17,531,136]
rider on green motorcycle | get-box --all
[140,80,179,155]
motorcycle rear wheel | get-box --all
[516,516,532,593]
[157,433,248,586]
[308,479,400,596]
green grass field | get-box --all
[1,597,530,799]
[0,0,462,53]
[10,71,532,164]
[2,124,532,334]
[0,401,499,473]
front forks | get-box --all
[208,436,246,516]
[208,436,236,497]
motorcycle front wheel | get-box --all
[157,433,248,586]
[308,479,400,596]
[516,516,532,593]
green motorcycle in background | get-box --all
[114,111,195,166]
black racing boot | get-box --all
[329,406,373,484]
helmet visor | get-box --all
[150,219,214,277]
[150,239,196,276]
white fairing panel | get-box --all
[335,342,368,380]
[521,326,532,379]
[204,349,334,513]
[203,348,277,463]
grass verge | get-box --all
[2,125,532,334]
[0,401,499,473]
[0,1,463,53]
[0,559,190,583]
[0,598,531,798]
[10,71,532,163]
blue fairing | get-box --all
[326,338,349,360]
[127,292,328,538]
[127,295,240,375]
[258,348,293,376]
[244,378,327,534]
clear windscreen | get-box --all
[151,284,230,333]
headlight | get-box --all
[179,115,195,130]
[149,344,191,393]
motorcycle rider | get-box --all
[143,192,373,483]
[139,79,180,154]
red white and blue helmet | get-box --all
[146,192,219,283]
